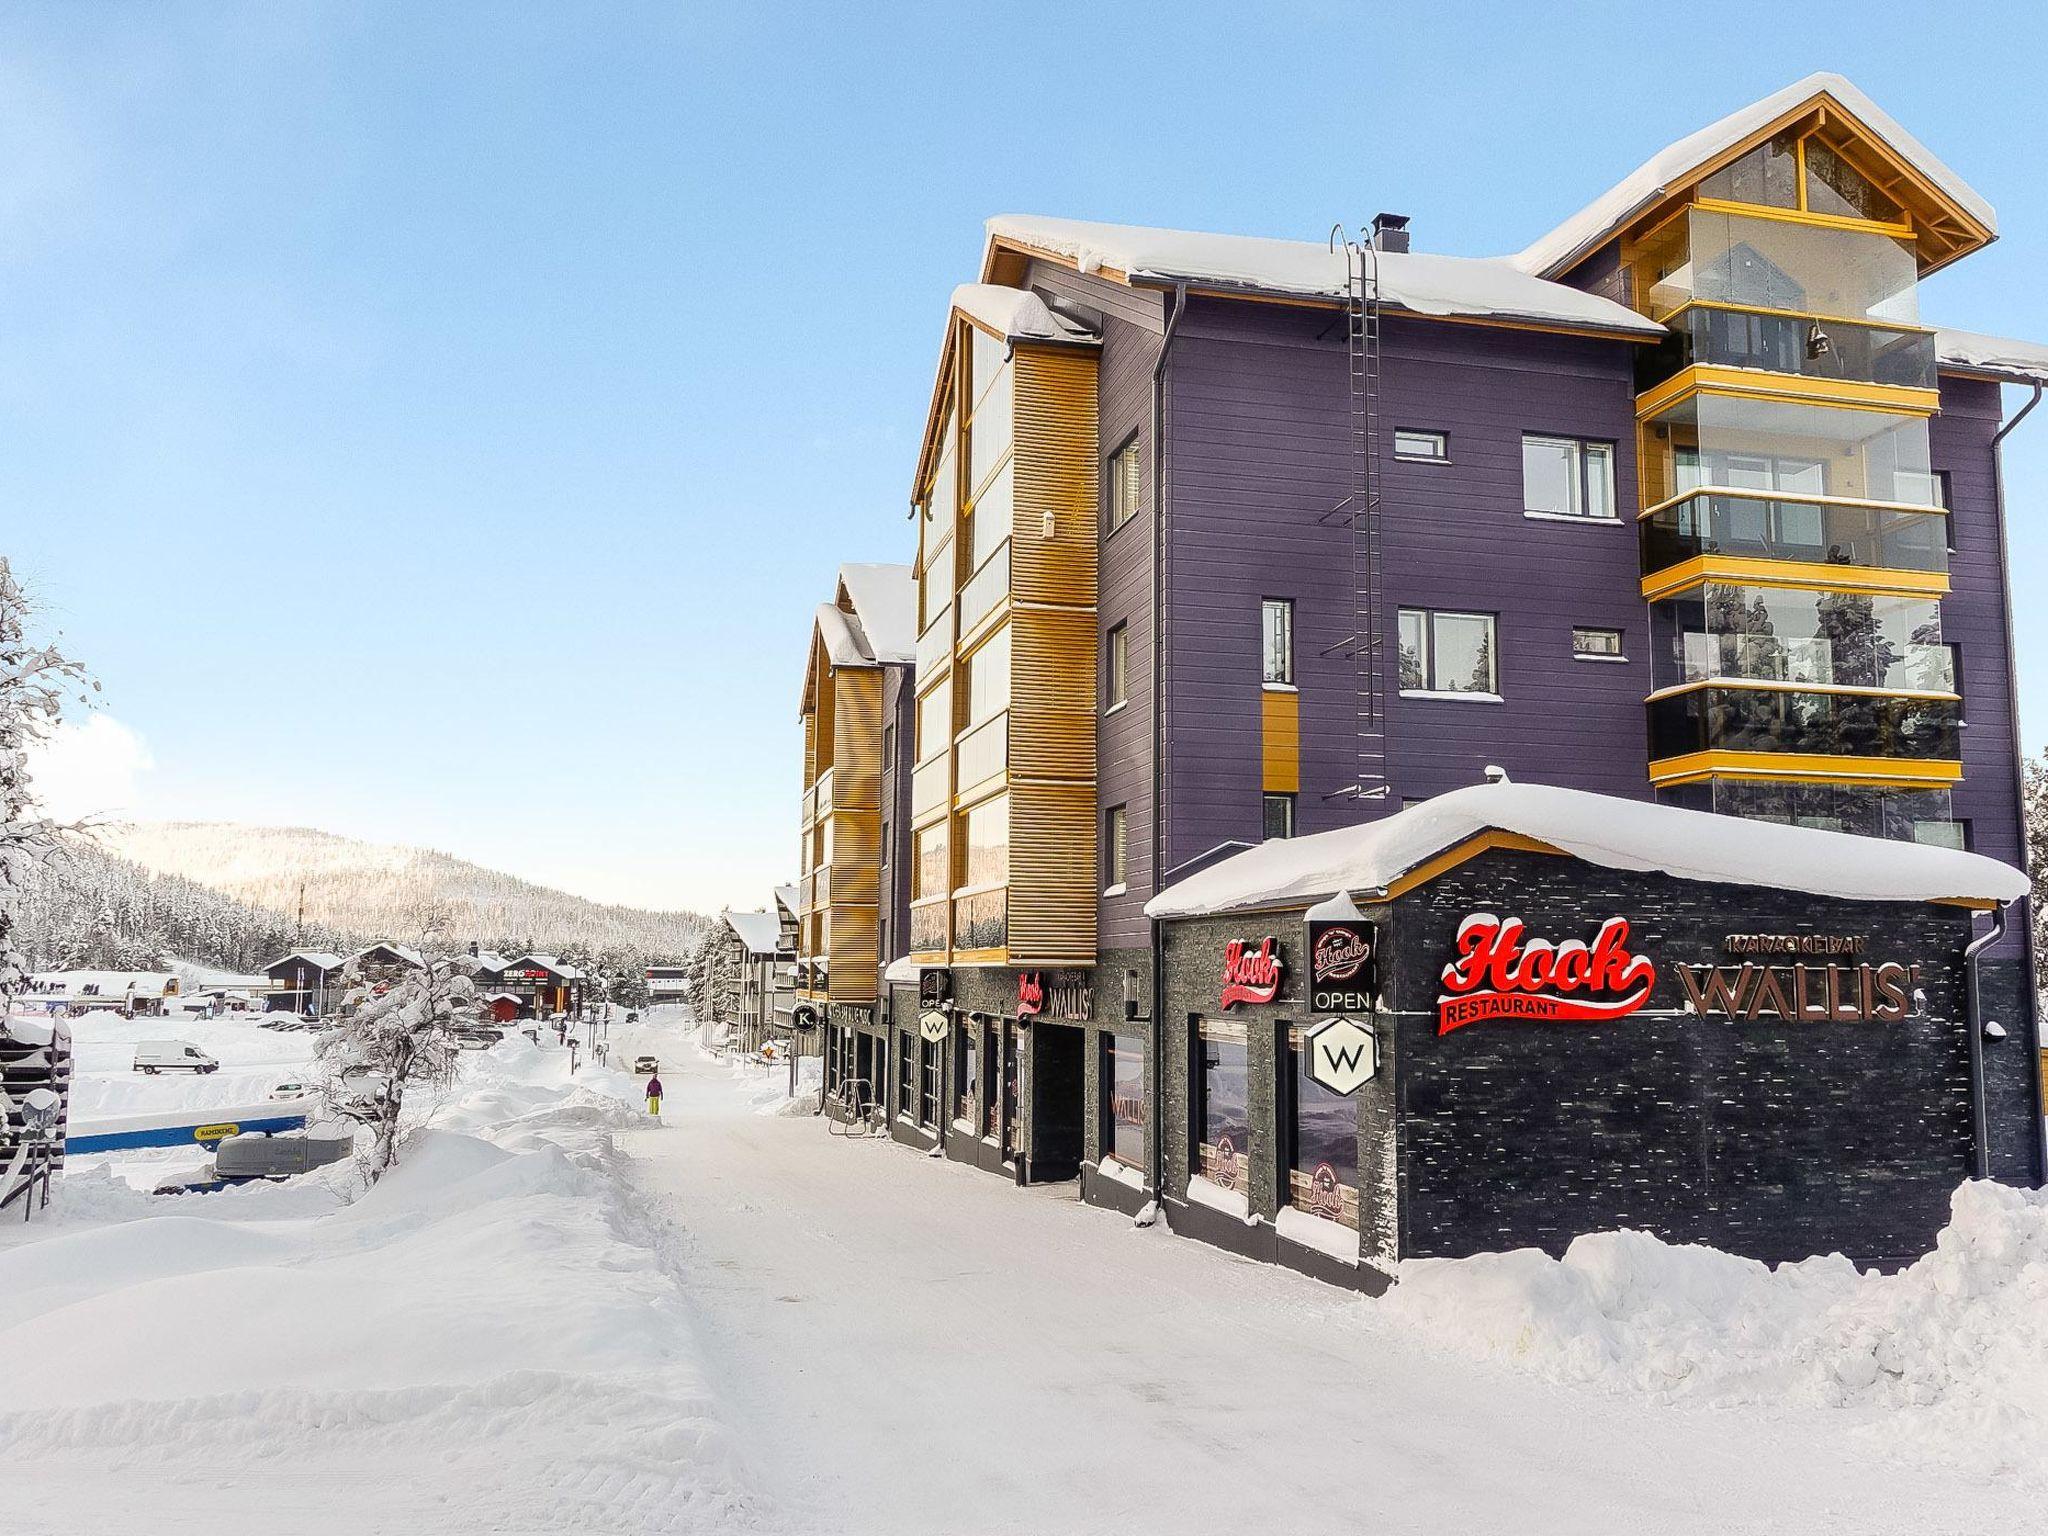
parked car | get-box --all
[633,1055,659,1074]
[625,1010,640,1024]
[453,1026,503,1051]
[269,1080,315,1100]
[133,1041,219,1075]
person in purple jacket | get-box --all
[645,1072,664,1118]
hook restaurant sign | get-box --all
[1437,912,1657,1034]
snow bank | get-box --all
[1381,1181,2048,1470]
[0,1037,758,1532]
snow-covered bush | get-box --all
[318,952,491,1181]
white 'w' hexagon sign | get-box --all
[1305,1017,1378,1096]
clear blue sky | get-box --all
[10,2,2048,915]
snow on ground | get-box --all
[1382,1180,2048,1468]
[2,1008,755,1535]
[622,1044,2048,1536]
[11,1002,2048,1534]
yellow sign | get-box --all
[194,1122,240,1143]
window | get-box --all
[1106,622,1129,710]
[1262,792,1295,841]
[896,1030,915,1120]
[956,793,1009,890]
[1193,1019,1250,1193]
[1103,1034,1145,1170]
[913,823,949,900]
[955,1026,978,1126]
[1393,429,1449,462]
[1571,626,1625,661]
[1285,1031,1359,1230]
[916,681,951,761]
[1522,434,1616,520]
[1262,598,1294,685]
[1108,435,1142,534]
[919,1036,942,1128]
[1399,609,1498,695]
[1105,804,1128,891]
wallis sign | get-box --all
[1437,913,1657,1035]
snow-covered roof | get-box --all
[22,970,179,996]
[352,943,425,969]
[1514,72,1996,279]
[986,214,1665,339]
[1935,328,2048,386]
[951,282,1101,347]
[1145,781,2028,920]
[722,909,782,957]
[469,949,511,972]
[814,602,875,670]
[506,953,583,981]
[882,955,920,986]
[773,884,801,919]
[264,950,345,974]
[836,562,916,665]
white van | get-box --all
[134,1040,220,1075]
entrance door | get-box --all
[1001,1023,1021,1163]
[1027,1023,1085,1182]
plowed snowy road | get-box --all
[625,1045,2039,1536]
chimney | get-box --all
[1370,212,1411,254]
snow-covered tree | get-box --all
[318,949,488,1181]
[0,558,94,1016]
[690,921,743,1025]
[2024,749,2048,971]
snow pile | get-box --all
[0,1039,758,1533]
[1382,1181,2048,1467]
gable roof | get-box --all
[351,943,425,970]
[1145,780,2026,920]
[1513,72,1996,281]
[773,884,801,920]
[985,214,1665,339]
[264,950,345,974]
[951,282,1102,347]
[835,562,916,665]
[722,908,782,957]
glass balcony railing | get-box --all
[954,711,1008,795]
[958,542,1010,636]
[952,887,1007,952]
[815,768,835,819]
[910,755,950,821]
[909,897,949,955]
[916,609,952,678]
[1639,305,1937,394]
[811,866,831,910]
[1641,489,1948,578]
[1648,685,1961,764]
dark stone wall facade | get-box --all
[1159,846,2015,1275]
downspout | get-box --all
[1148,282,1189,1209]
[1965,902,2009,1180]
[1989,379,2044,1185]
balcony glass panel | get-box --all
[910,755,950,821]
[1653,585,1950,693]
[958,541,1011,635]
[1641,490,1947,577]
[968,366,1013,491]
[814,768,834,817]
[1671,779,1955,844]
[1633,207,1918,325]
[1649,686,1960,763]
[954,711,1008,794]
[956,793,1009,890]
[953,887,1008,952]
[916,609,952,679]
[964,461,1013,571]
[1641,394,1938,514]
[909,897,949,954]
[1638,307,1936,393]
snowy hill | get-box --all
[93,821,711,960]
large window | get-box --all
[896,1030,915,1120]
[1108,435,1142,534]
[1103,1034,1145,1170]
[1262,598,1295,685]
[1523,434,1616,520]
[1399,609,1498,695]
[1105,804,1128,891]
[1654,586,1950,693]
[956,793,1009,890]
[913,823,949,901]
[955,1025,978,1127]
[1106,622,1128,710]
[1193,1019,1251,1193]
[1262,791,1296,841]
[1286,1032,1359,1230]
